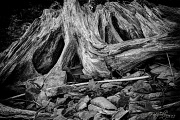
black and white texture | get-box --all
[0,0,180,103]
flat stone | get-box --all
[91,97,117,110]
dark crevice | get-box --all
[111,13,130,41]
[32,27,65,75]
[66,52,83,83]
[105,25,109,44]
[112,70,122,78]
[67,52,81,68]
[98,15,104,40]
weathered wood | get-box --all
[0,0,180,95]
[0,103,51,120]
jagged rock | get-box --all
[76,95,90,111]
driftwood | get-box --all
[0,0,180,108]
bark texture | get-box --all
[0,0,180,92]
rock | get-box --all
[56,97,68,106]
[130,71,144,77]
[169,82,175,86]
[149,64,159,69]
[37,90,48,105]
[109,92,129,107]
[44,68,67,89]
[91,97,117,110]
[129,103,142,113]
[41,100,55,112]
[122,85,133,95]
[102,109,117,115]
[53,113,67,120]
[88,104,117,115]
[123,71,144,78]
[107,95,120,106]
[47,102,55,112]
[150,65,177,77]
[75,111,97,120]
[132,80,152,93]
[88,104,103,113]
[33,76,45,87]
[94,113,109,120]
[76,95,90,111]
[157,68,179,80]
[42,100,49,107]
[101,83,116,88]
[150,65,166,74]
[150,64,180,82]
[52,108,64,117]
[42,69,67,97]
[112,107,129,120]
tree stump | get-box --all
[0,0,180,96]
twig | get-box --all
[33,99,51,120]
[166,53,175,83]
[68,76,150,88]
[46,76,150,90]
[72,75,150,86]
[157,100,180,110]
[0,93,25,101]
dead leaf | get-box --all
[150,65,177,80]
[151,65,169,74]
[88,79,100,91]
